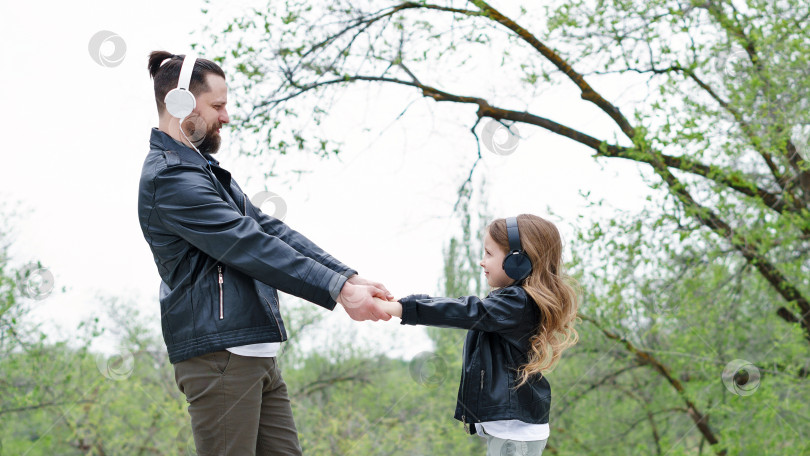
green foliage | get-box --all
[0,294,190,455]
[196,2,810,450]
[7,1,810,452]
[555,197,810,455]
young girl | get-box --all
[378,214,580,456]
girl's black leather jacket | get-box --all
[399,285,551,434]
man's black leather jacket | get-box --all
[138,128,357,364]
[399,285,551,434]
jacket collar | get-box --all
[149,127,221,167]
[149,127,231,188]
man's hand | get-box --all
[337,280,392,321]
[346,274,394,301]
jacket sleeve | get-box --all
[152,164,345,310]
[244,196,358,279]
[399,287,530,333]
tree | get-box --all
[199,0,810,344]
[1,294,191,455]
[194,3,810,451]
[554,199,810,455]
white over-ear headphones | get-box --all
[164,53,197,119]
[163,53,210,160]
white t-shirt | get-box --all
[475,420,549,441]
[226,342,280,357]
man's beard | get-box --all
[196,129,221,155]
[182,115,221,155]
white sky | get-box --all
[1,0,654,359]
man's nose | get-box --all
[220,110,230,124]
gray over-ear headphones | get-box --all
[502,217,532,282]
[164,53,197,119]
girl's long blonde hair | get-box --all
[487,214,581,386]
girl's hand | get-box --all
[373,297,402,318]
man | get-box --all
[137,51,392,455]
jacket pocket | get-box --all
[518,373,551,406]
[258,289,283,335]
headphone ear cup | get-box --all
[503,251,532,281]
[164,88,196,119]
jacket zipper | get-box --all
[213,195,253,322]
[460,340,470,433]
[215,194,244,322]
[480,369,485,390]
[217,265,224,320]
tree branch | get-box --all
[468,0,637,139]
[580,314,726,455]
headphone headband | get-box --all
[177,53,197,91]
[502,216,532,282]
[506,217,522,252]
[164,52,198,119]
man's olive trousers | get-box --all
[174,350,303,456]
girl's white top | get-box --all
[476,420,550,441]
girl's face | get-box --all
[480,231,515,288]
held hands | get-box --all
[336,275,403,321]
[337,275,394,321]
